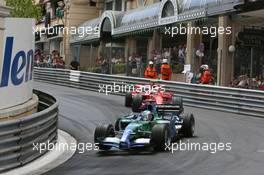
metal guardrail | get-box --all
[34,67,264,118]
[0,90,58,173]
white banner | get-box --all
[0,18,35,110]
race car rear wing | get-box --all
[156,104,182,115]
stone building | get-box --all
[35,0,99,65]
[36,0,264,86]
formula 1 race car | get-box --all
[94,104,195,151]
[125,83,183,112]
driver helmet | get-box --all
[142,110,152,121]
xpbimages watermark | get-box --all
[164,25,232,38]
[33,25,99,37]
[98,82,166,95]
[33,141,99,154]
[165,140,232,154]
[32,140,232,154]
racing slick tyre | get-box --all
[125,92,133,107]
[94,124,115,150]
[181,113,195,137]
[151,124,171,151]
[114,118,121,131]
[172,96,183,112]
[132,94,143,112]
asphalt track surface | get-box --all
[34,82,264,175]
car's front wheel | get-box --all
[94,124,115,150]
[151,124,171,151]
[114,118,121,131]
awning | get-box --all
[159,0,207,25]
[160,0,243,25]
[70,18,100,44]
[113,2,160,35]
[205,0,243,16]
[180,0,242,13]
[70,0,244,43]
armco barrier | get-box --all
[34,67,264,118]
[0,90,58,173]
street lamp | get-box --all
[229,45,236,82]
[228,45,236,53]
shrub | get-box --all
[171,64,184,74]
[113,63,126,74]
[80,67,101,73]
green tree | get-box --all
[5,0,42,21]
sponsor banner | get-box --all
[0,18,34,110]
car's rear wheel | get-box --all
[172,96,183,112]
[94,124,115,150]
[181,113,195,137]
[125,92,133,107]
[132,94,142,112]
[151,124,171,151]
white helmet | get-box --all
[200,64,209,70]
[149,61,154,65]
[162,59,168,64]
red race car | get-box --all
[125,83,183,112]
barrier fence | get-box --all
[0,90,58,173]
[34,67,264,118]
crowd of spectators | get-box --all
[150,45,187,74]
[96,54,125,74]
[229,74,264,91]
[152,45,186,64]
[34,49,65,69]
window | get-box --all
[105,1,113,10]
[161,1,174,18]
[115,0,122,11]
[90,0,96,7]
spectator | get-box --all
[237,75,248,88]
[56,1,65,24]
[101,58,108,74]
[34,50,42,67]
[131,57,138,76]
[96,56,102,67]
[260,82,264,91]
[154,50,162,74]
[161,59,172,80]
[135,54,141,74]
[128,53,135,76]
[178,45,185,64]
[171,46,178,64]
[57,57,65,68]
[163,48,171,63]
[52,54,60,68]
[70,59,80,70]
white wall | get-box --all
[0,18,34,109]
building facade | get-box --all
[36,0,264,86]
[35,0,99,65]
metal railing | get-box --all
[34,67,264,118]
[0,90,58,173]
